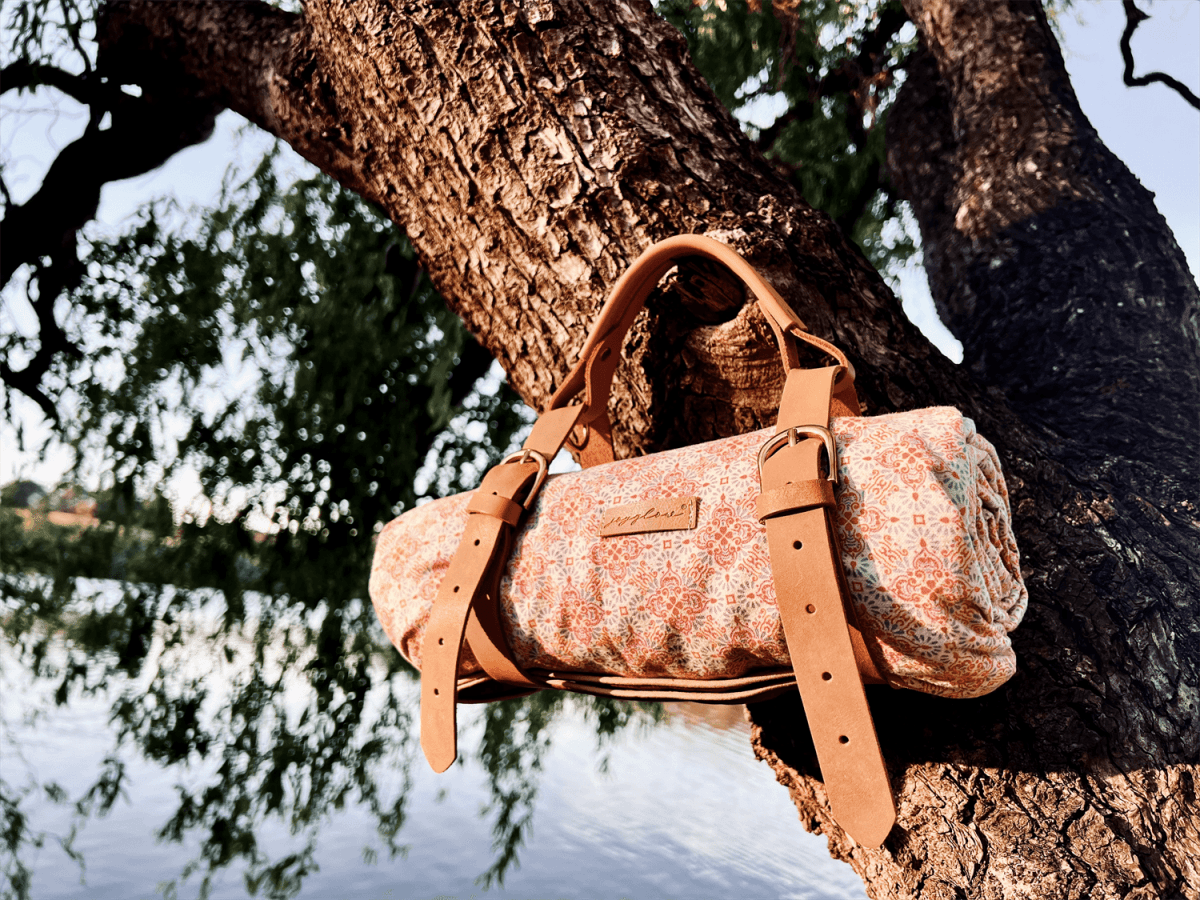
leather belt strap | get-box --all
[759,365,896,847]
[420,508,514,772]
[465,491,524,526]
[419,406,582,772]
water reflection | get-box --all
[1,573,414,898]
[2,575,866,900]
[0,572,657,897]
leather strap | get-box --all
[420,508,514,772]
[572,415,616,468]
[551,235,856,465]
[419,405,582,771]
[465,491,524,526]
[760,365,896,847]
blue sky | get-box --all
[2,0,1197,489]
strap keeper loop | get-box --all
[755,480,837,522]
[466,492,524,527]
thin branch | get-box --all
[0,69,222,416]
[0,257,67,423]
[0,60,104,104]
[758,1,908,158]
[1120,0,1200,110]
[97,1,302,135]
[2,250,89,425]
[0,1,350,426]
[857,1,910,76]
[98,2,368,202]
[59,0,94,75]
[0,91,220,289]
[0,359,59,422]
[810,2,908,140]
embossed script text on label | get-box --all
[598,497,700,537]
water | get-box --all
[1,578,867,900]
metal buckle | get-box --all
[501,448,550,510]
[757,426,838,484]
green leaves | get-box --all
[56,143,528,611]
[660,0,919,273]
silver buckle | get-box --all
[500,448,550,510]
[757,426,838,484]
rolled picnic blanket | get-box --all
[369,406,1027,700]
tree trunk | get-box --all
[97,1,1200,897]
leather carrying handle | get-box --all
[547,234,854,427]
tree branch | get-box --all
[757,2,907,154]
[1,1,308,414]
[890,0,1199,473]
[0,92,221,290]
[97,1,369,202]
[809,0,908,131]
[1120,0,1200,110]
[0,358,59,422]
[0,60,104,104]
[59,0,94,74]
[0,44,227,417]
[0,247,86,425]
[755,3,906,233]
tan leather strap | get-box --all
[420,507,514,772]
[548,235,856,464]
[760,365,895,847]
[465,491,524,526]
[420,406,582,771]
[572,415,616,468]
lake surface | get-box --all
[1,578,867,900]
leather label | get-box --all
[599,497,700,537]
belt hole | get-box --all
[599,347,611,361]
[453,585,460,593]
[473,539,480,546]
[821,672,832,681]
[438,638,445,645]
[433,688,440,696]
[793,540,803,550]
[838,735,849,744]
[805,604,816,614]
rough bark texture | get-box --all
[94,1,1200,898]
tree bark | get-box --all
[94,1,1199,898]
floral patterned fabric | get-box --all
[369,407,1027,699]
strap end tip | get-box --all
[421,737,457,774]
[842,809,897,849]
